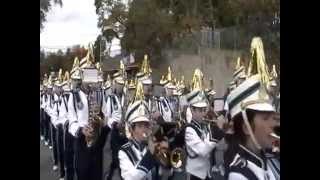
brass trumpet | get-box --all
[170,147,185,169]
[149,128,171,168]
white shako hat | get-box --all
[113,60,125,85]
[174,76,186,96]
[269,64,278,87]
[127,79,136,90]
[55,69,64,87]
[164,66,176,89]
[233,57,247,80]
[96,62,104,83]
[125,81,150,125]
[47,72,56,88]
[136,54,152,85]
[159,75,168,86]
[42,73,48,88]
[205,78,216,96]
[206,88,216,96]
[226,37,276,150]
[81,43,101,83]
[226,74,275,119]
[102,74,112,90]
[229,80,236,91]
[186,68,208,108]
[62,71,71,91]
[70,57,83,80]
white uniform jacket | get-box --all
[101,93,123,129]
[156,97,174,123]
[227,145,277,180]
[40,93,47,110]
[185,119,224,179]
[40,92,43,110]
[44,94,54,118]
[53,93,69,128]
[67,90,89,137]
[49,94,60,124]
[51,94,62,127]
[118,140,157,180]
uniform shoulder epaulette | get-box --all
[185,122,202,138]
[227,154,259,180]
[120,142,139,166]
[229,154,247,168]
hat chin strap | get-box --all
[241,110,262,150]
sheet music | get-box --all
[83,69,99,83]
[214,99,225,112]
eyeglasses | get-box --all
[195,107,207,113]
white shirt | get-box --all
[53,94,69,127]
[49,94,60,124]
[67,90,89,137]
[44,94,54,117]
[185,120,217,179]
[118,140,154,180]
[101,93,123,129]
[186,107,192,123]
[51,94,62,127]
[228,145,277,180]
[157,97,173,123]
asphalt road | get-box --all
[40,135,121,180]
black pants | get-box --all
[57,124,65,178]
[40,109,44,137]
[64,122,75,180]
[107,128,128,180]
[50,123,58,165]
[43,112,51,143]
[189,174,210,180]
[75,126,110,180]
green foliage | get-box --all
[94,0,279,62]
[40,45,87,77]
[40,0,63,32]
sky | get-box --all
[40,0,121,56]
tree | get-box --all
[40,0,63,32]
[94,0,279,64]
[40,45,88,77]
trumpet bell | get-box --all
[170,147,185,169]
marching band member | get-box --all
[64,57,81,180]
[40,74,48,142]
[119,82,169,180]
[126,79,136,104]
[225,37,279,180]
[42,75,51,146]
[68,47,110,180]
[52,69,66,180]
[60,70,74,180]
[154,67,179,124]
[47,72,59,171]
[102,75,112,99]
[103,61,128,180]
[184,68,225,180]
[136,55,153,112]
[40,83,44,140]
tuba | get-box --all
[86,86,103,147]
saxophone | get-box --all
[86,87,103,147]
